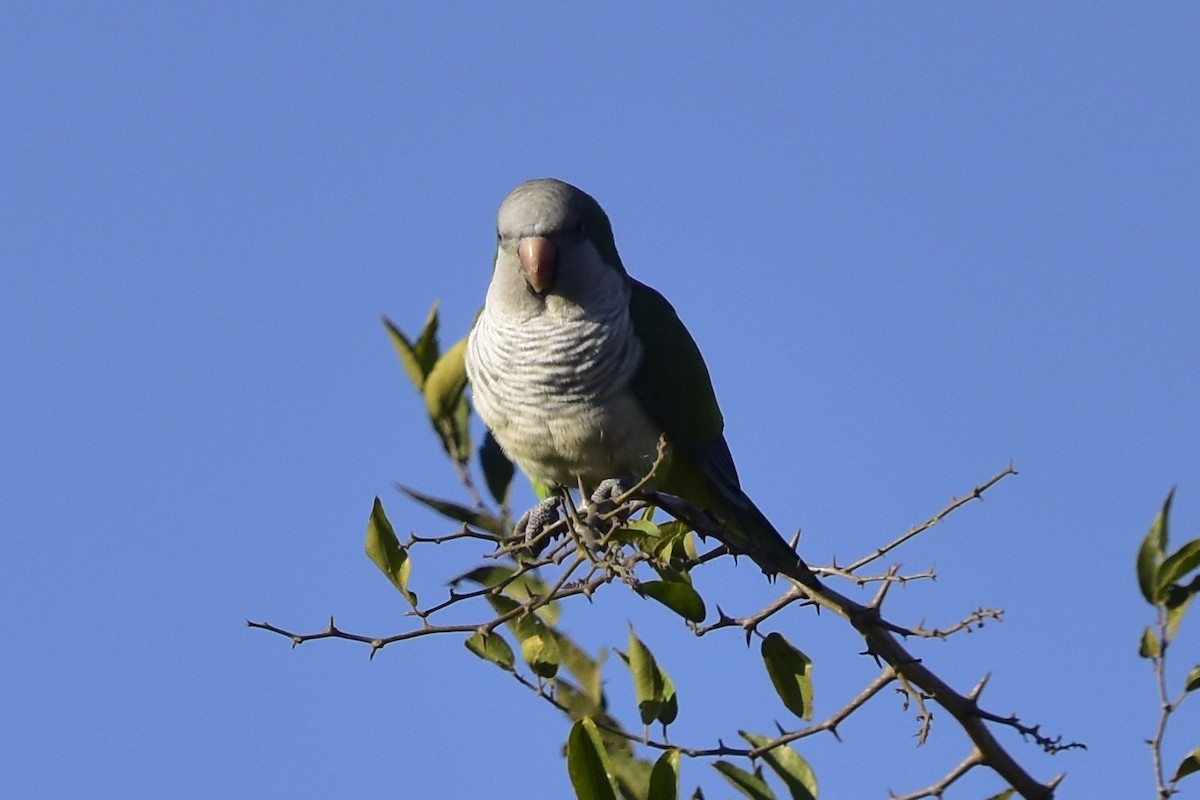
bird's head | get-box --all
[488,178,628,316]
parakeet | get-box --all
[465,178,800,569]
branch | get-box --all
[907,607,1005,639]
[656,466,1073,800]
[252,458,1072,799]
[779,560,1070,800]
[843,464,1017,574]
[887,749,984,800]
[1147,604,1178,800]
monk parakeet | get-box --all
[465,178,800,569]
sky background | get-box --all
[3,3,1198,798]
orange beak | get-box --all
[518,236,557,294]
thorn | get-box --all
[968,673,991,701]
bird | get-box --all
[465,178,802,571]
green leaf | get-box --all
[1185,664,1200,693]
[520,632,561,679]
[1159,536,1200,599]
[454,565,559,625]
[1139,626,1161,659]
[607,748,654,800]
[487,594,559,678]
[627,627,667,726]
[655,519,693,542]
[554,679,602,721]
[423,335,467,417]
[741,732,817,800]
[713,761,776,800]
[1138,488,1175,604]
[647,749,681,800]
[1172,747,1200,783]
[641,579,706,623]
[1166,583,1196,642]
[618,631,677,727]
[453,564,552,600]
[464,631,515,671]
[658,669,679,727]
[364,497,417,606]
[648,521,690,562]
[761,633,814,721]
[453,565,514,588]
[423,337,471,463]
[396,484,505,536]
[382,302,440,389]
[613,518,662,547]
[479,430,515,507]
[557,635,607,707]
[983,791,1015,800]
[485,592,520,617]
[449,390,471,465]
[567,718,618,800]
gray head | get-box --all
[487,179,628,314]
[497,179,601,240]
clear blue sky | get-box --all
[4,4,1198,798]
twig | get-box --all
[406,524,500,546]
[906,608,1005,639]
[656,468,1073,800]
[450,455,488,511]
[252,462,1073,800]
[894,670,935,745]
[887,749,984,800]
[814,564,937,586]
[693,585,809,638]
[843,464,1016,574]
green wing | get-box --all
[628,280,724,445]
[628,279,796,565]
[628,279,741,505]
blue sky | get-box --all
[4,3,1198,798]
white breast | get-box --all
[466,291,663,488]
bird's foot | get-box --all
[586,476,638,528]
[514,495,564,545]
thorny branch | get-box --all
[249,465,1081,799]
[673,467,1078,800]
[841,463,1017,574]
[1146,598,1192,800]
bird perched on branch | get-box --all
[465,178,801,570]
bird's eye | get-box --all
[574,219,586,234]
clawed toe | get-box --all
[514,495,563,542]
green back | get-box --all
[628,280,734,502]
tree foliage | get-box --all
[1136,489,1200,799]
[249,304,1195,798]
